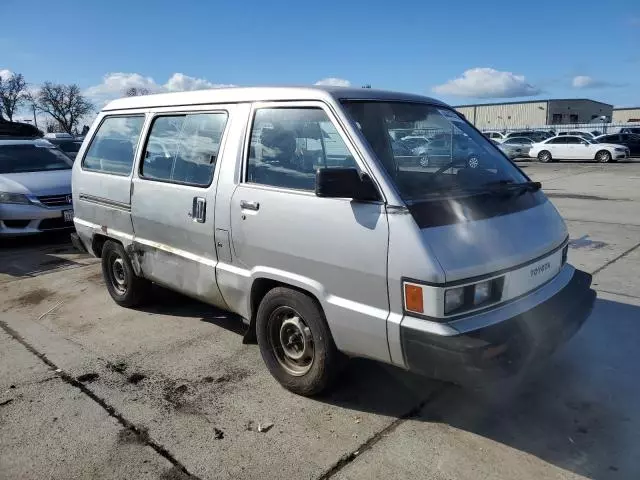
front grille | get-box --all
[37,194,72,207]
[3,219,30,228]
[38,217,74,230]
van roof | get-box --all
[103,86,448,111]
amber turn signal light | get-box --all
[404,284,424,314]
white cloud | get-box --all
[315,77,351,87]
[164,73,233,92]
[571,75,613,89]
[0,68,14,80]
[84,72,234,106]
[432,68,540,98]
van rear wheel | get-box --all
[256,287,341,396]
[101,240,150,307]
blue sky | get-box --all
[2,0,640,117]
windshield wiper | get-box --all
[482,180,541,194]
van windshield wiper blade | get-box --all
[482,180,542,194]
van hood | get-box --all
[0,169,72,196]
[419,200,567,282]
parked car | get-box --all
[505,131,551,142]
[44,132,74,140]
[620,127,640,135]
[399,135,430,153]
[594,133,640,156]
[45,138,84,160]
[557,131,596,140]
[498,136,535,159]
[529,135,630,163]
[0,120,43,139]
[72,86,595,396]
[0,139,74,236]
[483,131,507,142]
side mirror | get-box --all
[315,168,379,201]
[581,141,589,145]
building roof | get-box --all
[613,106,640,111]
[103,86,448,111]
[455,98,613,108]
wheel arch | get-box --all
[243,275,326,344]
[595,149,612,161]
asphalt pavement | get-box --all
[1,160,639,480]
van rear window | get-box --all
[82,116,145,175]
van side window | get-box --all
[82,116,145,175]
[141,112,228,187]
[246,107,358,191]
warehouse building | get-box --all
[612,107,640,124]
[455,99,613,130]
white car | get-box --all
[529,135,630,163]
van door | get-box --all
[229,103,391,363]
[129,108,231,307]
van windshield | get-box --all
[341,101,527,201]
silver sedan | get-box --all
[497,137,534,160]
[0,139,74,237]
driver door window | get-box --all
[247,107,359,191]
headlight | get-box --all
[445,287,465,313]
[444,278,503,314]
[473,280,492,305]
[615,148,625,152]
[0,192,31,204]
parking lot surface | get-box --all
[1,160,639,480]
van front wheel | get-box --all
[101,240,150,307]
[256,287,341,396]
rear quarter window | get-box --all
[82,115,145,175]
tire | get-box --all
[595,150,611,163]
[256,287,341,396]
[101,240,150,307]
[537,150,552,163]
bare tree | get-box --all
[44,119,62,133]
[32,82,94,134]
[0,72,28,121]
[124,87,150,97]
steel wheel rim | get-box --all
[598,151,610,162]
[268,306,314,376]
[110,255,127,295]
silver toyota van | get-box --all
[71,87,595,395]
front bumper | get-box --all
[0,203,74,237]
[400,268,595,385]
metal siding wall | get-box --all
[548,100,613,124]
[612,108,640,123]
[455,106,476,124]
[473,102,547,130]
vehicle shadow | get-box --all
[0,232,80,279]
[315,297,640,479]
[135,284,246,336]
